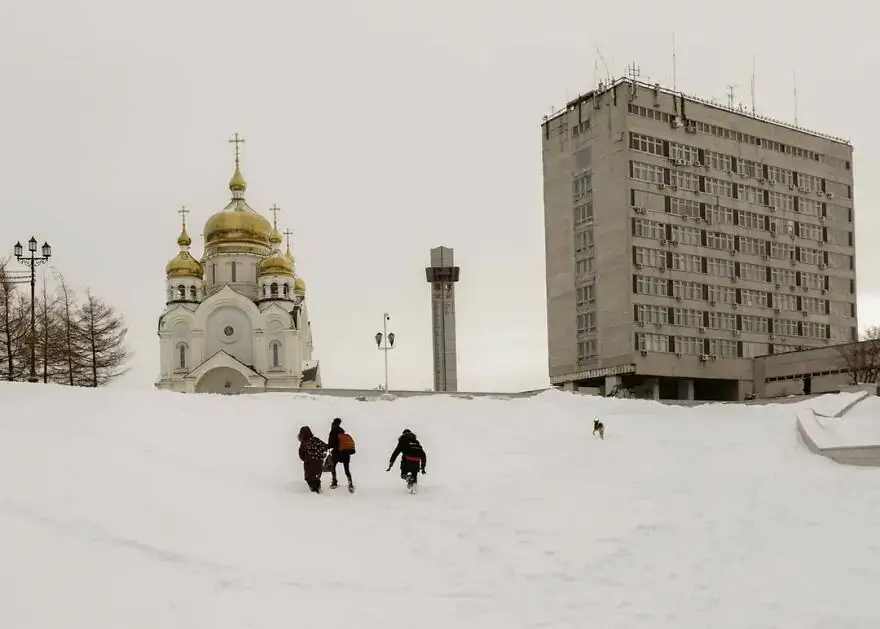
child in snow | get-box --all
[298,425,329,493]
[386,429,427,491]
[327,417,355,492]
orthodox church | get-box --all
[155,135,321,394]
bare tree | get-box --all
[35,269,65,383]
[835,326,880,384]
[53,271,83,386]
[74,290,130,387]
[0,260,31,381]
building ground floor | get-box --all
[553,341,873,401]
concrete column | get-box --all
[678,379,695,401]
[604,375,622,396]
[649,378,660,400]
[563,381,575,392]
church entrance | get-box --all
[195,367,251,395]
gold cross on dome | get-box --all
[228,132,245,160]
[178,205,190,228]
[268,204,281,228]
[283,228,293,248]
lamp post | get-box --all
[374,312,395,391]
[14,237,52,383]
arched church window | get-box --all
[189,286,197,300]
[271,342,281,367]
[230,261,237,283]
[177,343,187,369]
[270,282,278,297]
[283,283,290,296]
[177,285,185,299]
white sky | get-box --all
[0,0,874,392]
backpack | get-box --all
[338,431,356,453]
[403,439,424,462]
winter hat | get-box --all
[332,417,342,426]
[298,426,314,441]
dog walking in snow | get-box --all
[593,419,605,440]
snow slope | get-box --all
[1,384,879,628]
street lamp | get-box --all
[374,312,396,391]
[14,237,51,383]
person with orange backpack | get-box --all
[327,417,356,493]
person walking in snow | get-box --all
[386,429,426,492]
[327,417,356,492]
[298,425,329,494]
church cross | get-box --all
[228,132,245,160]
[283,228,293,249]
[178,205,190,228]
[269,204,281,228]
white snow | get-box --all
[2,383,880,628]
[801,394,880,449]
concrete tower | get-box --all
[425,246,460,392]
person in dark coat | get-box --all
[298,425,329,493]
[386,429,427,490]
[327,417,355,492]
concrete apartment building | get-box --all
[542,77,857,401]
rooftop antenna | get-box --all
[626,62,640,82]
[592,43,612,84]
[793,69,799,126]
[672,32,677,93]
[726,84,736,109]
[592,59,599,89]
[750,55,756,115]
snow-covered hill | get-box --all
[1,383,878,628]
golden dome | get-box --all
[294,276,306,292]
[285,244,295,263]
[203,157,273,249]
[204,210,273,248]
[259,251,294,277]
[229,161,247,192]
[166,252,204,278]
[166,225,203,278]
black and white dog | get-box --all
[593,419,605,440]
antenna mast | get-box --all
[793,69,799,126]
[750,56,756,115]
[726,84,736,109]
[672,32,677,93]
[626,62,641,82]
[592,43,612,84]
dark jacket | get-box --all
[328,425,344,453]
[389,431,427,470]
[298,426,328,462]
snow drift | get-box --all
[1,383,879,628]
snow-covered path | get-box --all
[1,384,879,628]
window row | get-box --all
[631,162,853,217]
[174,340,284,371]
[633,303,847,335]
[631,188,851,225]
[634,132,850,197]
[632,275,857,312]
[627,105,852,171]
[631,222,854,271]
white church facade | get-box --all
[155,135,321,394]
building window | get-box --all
[283,283,290,296]
[189,286,197,300]
[670,225,700,246]
[631,161,665,184]
[270,282,279,297]
[177,285,185,299]
[211,264,216,284]
[630,133,665,156]
[176,343,187,369]
[636,332,670,353]
[230,261,237,283]
[577,339,597,363]
[270,342,281,367]
[576,312,596,334]
[576,284,595,307]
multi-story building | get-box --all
[542,77,856,400]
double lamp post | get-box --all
[12,237,52,383]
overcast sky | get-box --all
[0,0,873,392]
